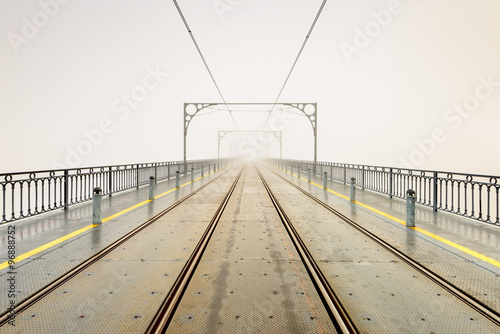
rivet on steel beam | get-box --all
[350,177,356,202]
[406,189,416,227]
[149,176,155,201]
[176,171,180,188]
[93,187,102,225]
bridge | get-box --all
[2,1,499,333]
[0,159,499,333]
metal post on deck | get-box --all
[406,189,416,227]
[191,168,194,182]
[308,169,311,183]
[298,166,301,179]
[176,171,180,188]
[323,172,328,190]
[149,176,155,201]
[93,187,102,225]
[350,177,356,202]
[201,165,204,178]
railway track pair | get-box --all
[1,164,499,333]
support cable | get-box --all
[261,0,327,130]
[173,0,240,131]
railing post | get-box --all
[350,177,356,202]
[323,172,328,190]
[154,165,157,184]
[108,167,112,197]
[191,168,194,182]
[433,172,438,212]
[389,168,393,199]
[343,165,347,185]
[167,164,170,180]
[176,171,180,188]
[149,176,155,201]
[93,187,102,225]
[136,165,140,189]
[64,170,69,210]
[406,189,416,227]
[362,166,365,190]
[308,168,311,183]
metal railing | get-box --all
[0,159,231,225]
[269,158,500,226]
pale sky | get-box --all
[1,0,499,175]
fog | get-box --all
[1,0,499,175]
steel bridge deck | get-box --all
[0,163,498,333]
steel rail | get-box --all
[146,167,245,333]
[0,166,234,327]
[265,164,500,327]
[256,166,358,334]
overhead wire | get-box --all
[261,0,328,130]
[172,0,240,131]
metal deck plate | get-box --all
[1,170,240,333]
[168,168,337,333]
[262,168,499,333]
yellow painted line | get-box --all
[102,200,151,223]
[353,201,406,225]
[413,227,500,267]
[0,225,94,270]
[0,168,223,271]
[274,164,500,268]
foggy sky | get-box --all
[1,0,499,175]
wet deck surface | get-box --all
[167,167,336,333]
[0,162,498,333]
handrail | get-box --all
[268,158,500,226]
[0,158,232,224]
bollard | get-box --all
[176,171,180,188]
[308,168,311,183]
[201,165,204,178]
[93,187,102,225]
[214,163,216,173]
[298,166,301,179]
[406,189,416,227]
[149,176,155,201]
[191,168,194,182]
[323,172,328,189]
[350,177,356,202]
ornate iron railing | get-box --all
[269,159,500,226]
[0,159,230,225]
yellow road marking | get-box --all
[276,166,500,268]
[0,169,222,271]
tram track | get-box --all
[0,166,235,328]
[148,165,356,333]
[264,163,500,328]
[146,167,244,333]
[256,166,358,334]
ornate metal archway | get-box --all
[218,130,282,159]
[184,102,317,168]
